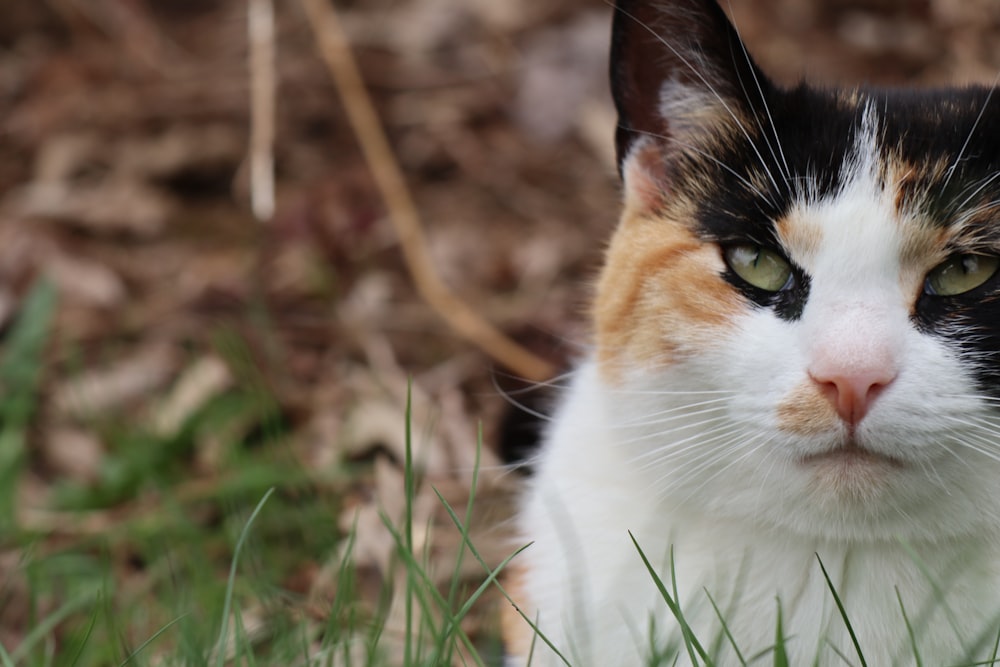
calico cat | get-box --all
[503,0,1000,664]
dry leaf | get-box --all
[53,343,178,419]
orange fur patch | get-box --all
[776,380,837,435]
[776,207,823,266]
[594,205,743,382]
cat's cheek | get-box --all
[594,222,743,381]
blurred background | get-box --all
[0,0,998,663]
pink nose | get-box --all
[810,369,895,426]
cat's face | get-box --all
[602,0,1000,541]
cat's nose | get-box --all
[809,369,896,426]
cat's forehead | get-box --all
[689,85,1000,264]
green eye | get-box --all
[925,254,1000,296]
[723,244,793,292]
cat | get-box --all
[502,0,1000,665]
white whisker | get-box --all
[727,1,791,187]
[941,75,1000,193]
[622,419,744,463]
[611,398,733,428]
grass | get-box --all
[0,282,518,666]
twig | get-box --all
[248,0,276,222]
[300,0,556,383]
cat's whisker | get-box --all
[950,439,1000,466]
[949,425,1000,454]
[934,422,1000,456]
[750,446,785,522]
[625,421,752,471]
[949,198,1000,230]
[605,388,739,397]
[940,72,1000,194]
[915,450,961,492]
[610,397,734,427]
[671,431,774,503]
[728,3,792,189]
[489,367,583,430]
[620,418,742,462]
[941,412,1000,441]
[612,411,731,434]
[940,392,1000,402]
[637,426,765,482]
[935,422,1000,464]
[952,170,1000,213]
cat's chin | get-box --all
[797,439,904,498]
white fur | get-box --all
[509,108,1000,666]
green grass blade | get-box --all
[704,589,746,665]
[954,607,1000,666]
[815,554,867,667]
[213,486,275,667]
[119,614,190,667]
[823,640,856,665]
[430,485,529,663]
[427,479,572,667]
[0,280,56,529]
[0,641,13,667]
[377,508,486,664]
[498,595,572,667]
[9,586,99,663]
[896,540,964,646]
[439,423,483,664]
[894,587,923,667]
[403,382,415,667]
[630,535,709,665]
[772,597,789,667]
[67,599,101,667]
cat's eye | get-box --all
[925,254,1000,296]
[723,244,793,292]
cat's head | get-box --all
[601,0,1000,541]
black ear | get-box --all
[610,0,771,173]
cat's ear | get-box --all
[610,0,770,190]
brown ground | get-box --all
[0,0,998,659]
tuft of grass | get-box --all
[0,289,508,666]
[0,280,56,530]
[629,535,709,666]
[213,487,275,667]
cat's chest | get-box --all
[648,525,1000,664]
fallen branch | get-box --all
[300,0,556,383]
